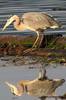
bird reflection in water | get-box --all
[5,68,65,100]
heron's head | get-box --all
[5,81,16,95]
[2,15,16,31]
[5,81,24,96]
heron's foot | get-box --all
[39,76,47,81]
[23,47,38,54]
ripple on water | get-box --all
[0,0,66,35]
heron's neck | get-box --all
[17,83,24,96]
[13,16,26,31]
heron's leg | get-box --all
[25,85,30,96]
[39,68,47,80]
[23,30,43,53]
[23,32,39,53]
[43,68,47,79]
[38,68,42,78]
[38,31,44,47]
[32,31,39,48]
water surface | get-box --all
[0,63,66,100]
[0,0,66,36]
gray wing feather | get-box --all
[26,79,64,97]
[27,80,56,97]
[22,12,58,30]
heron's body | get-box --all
[5,69,65,98]
[2,12,62,48]
[25,78,64,97]
[21,12,61,31]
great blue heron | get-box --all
[2,12,61,50]
[5,69,65,98]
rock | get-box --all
[0,34,65,56]
[54,37,66,46]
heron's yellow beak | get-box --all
[5,81,12,87]
[2,24,7,31]
[2,16,14,31]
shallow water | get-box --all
[0,0,66,36]
[0,61,66,100]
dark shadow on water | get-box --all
[12,97,18,99]
[40,95,66,100]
